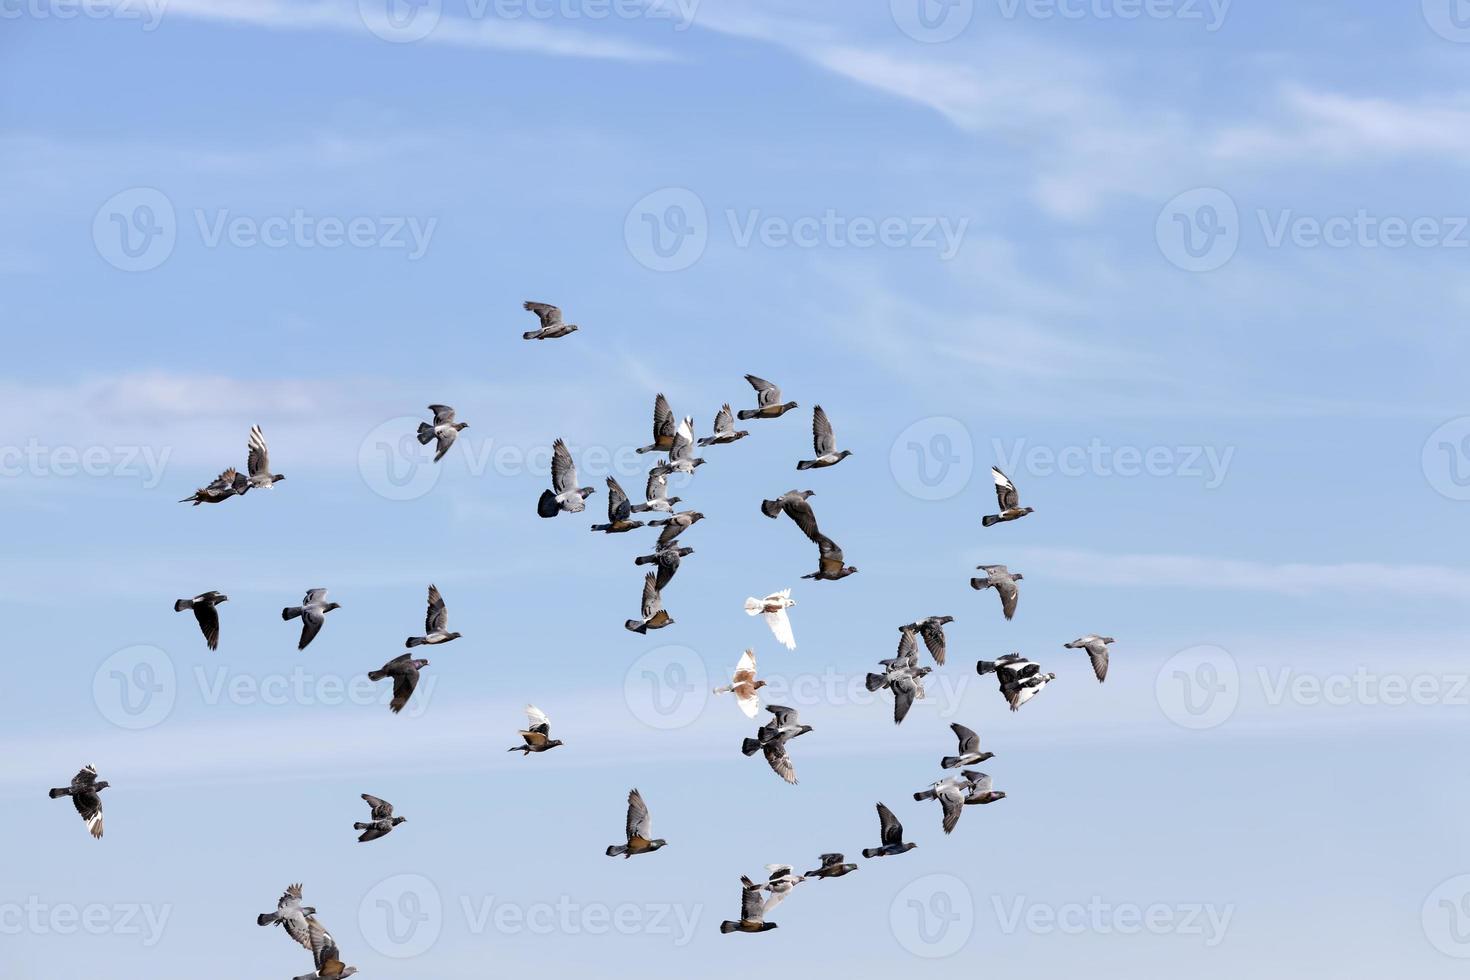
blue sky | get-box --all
[4,1,1470,977]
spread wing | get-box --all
[783,497,823,543]
[626,789,651,840]
[307,918,345,973]
[745,373,781,405]
[640,572,662,619]
[651,393,675,442]
[361,794,393,819]
[877,802,903,845]
[607,477,632,521]
[811,405,835,455]
[991,466,1020,510]
[815,534,846,574]
[951,723,979,755]
[247,425,270,477]
[524,301,563,328]
[1088,646,1109,682]
[713,403,735,434]
[644,469,668,501]
[731,649,757,684]
[425,584,448,632]
[919,622,946,665]
[429,404,455,425]
[995,577,1019,620]
[763,740,797,784]
[740,880,765,923]
[764,606,795,649]
[390,667,420,714]
[524,704,551,733]
[551,439,577,494]
[193,602,221,650]
[940,791,964,834]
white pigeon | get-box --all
[744,589,796,650]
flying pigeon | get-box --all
[256,883,315,952]
[902,615,954,666]
[912,774,977,834]
[293,917,358,980]
[368,653,430,714]
[648,509,705,550]
[174,591,228,651]
[521,300,578,340]
[861,803,917,858]
[605,788,667,858]
[971,565,1022,620]
[962,771,1007,806]
[796,406,851,470]
[591,477,646,533]
[629,469,682,514]
[977,653,1056,711]
[1065,635,1115,683]
[537,438,595,517]
[713,649,766,719]
[353,794,407,842]
[803,532,858,581]
[804,853,858,879]
[740,704,812,785]
[649,416,703,477]
[416,405,468,462]
[982,466,1033,526]
[508,704,564,754]
[178,466,247,505]
[720,876,779,934]
[866,629,922,693]
[736,374,798,420]
[941,722,994,769]
[744,589,796,650]
[698,403,748,447]
[281,589,341,650]
[760,489,818,538]
[624,572,674,634]
[245,425,286,491]
[48,765,108,839]
[635,393,678,455]
[755,865,806,914]
[406,584,461,647]
[633,545,693,590]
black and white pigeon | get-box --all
[804,853,858,879]
[245,424,286,491]
[174,591,228,650]
[406,584,461,647]
[740,704,813,785]
[720,876,779,934]
[48,765,108,839]
[649,416,703,477]
[178,466,247,505]
[1064,635,1115,683]
[508,704,564,754]
[982,466,1033,526]
[521,300,578,340]
[281,589,341,650]
[941,722,994,769]
[736,374,798,420]
[605,788,667,858]
[256,883,315,951]
[368,653,430,714]
[902,615,954,666]
[977,653,1056,711]
[648,509,705,549]
[537,438,596,517]
[861,803,917,858]
[962,771,1007,806]
[912,774,977,834]
[353,793,407,842]
[971,565,1023,620]
[633,545,693,590]
[416,405,468,462]
[698,403,748,447]
[295,916,357,979]
[624,572,674,634]
[796,406,851,470]
[755,864,806,914]
[591,477,646,534]
[630,469,681,514]
[635,393,678,455]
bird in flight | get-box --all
[48,764,108,839]
[744,589,796,650]
[624,572,674,634]
[649,416,704,477]
[648,509,705,550]
[737,374,798,420]
[178,465,247,505]
[741,704,813,785]
[245,424,286,491]
[630,469,681,514]
[940,722,994,769]
[353,794,407,842]
[282,589,341,650]
[698,403,748,447]
[861,803,917,858]
[971,564,1022,620]
[796,405,851,470]
[720,876,779,935]
[982,466,1033,527]
[507,704,564,755]
[913,773,980,834]
[521,300,579,340]
[865,629,930,724]
[174,590,228,651]
[416,405,468,462]
[713,649,766,719]
[538,438,596,517]
[633,545,693,590]
[804,853,858,879]
[257,884,357,980]
[368,653,430,714]
[977,653,1056,711]
[901,615,953,666]
[1064,635,1115,682]
[406,584,461,647]
[634,393,678,456]
[591,477,646,534]
[605,788,667,858]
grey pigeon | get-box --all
[508,704,564,754]
[174,591,228,651]
[962,770,1007,806]
[736,374,798,420]
[48,764,108,839]
[281,589,341,650]
[977,653,1056,711]
[633,545,694,591]
[796,405,851,470]
[178,466,247,505]
[1065,635,1115,683]
[629,469,682,514]
[803,532,858,581]
[605,788,667,858]
[591,477,646,533]
[245,425,286,491]
[634,393,677,455]
[760,489,818,538]
[648,509,705,549]
[902,615,954,665]
[940,722,994,769]
[537,438,595,517]
[521,300,578,340]
[698,403,749,447]
[740,704,812,785]
[804,853,858,879]
[294,916,358,979]
[861,803,917,858]
[416,404,468,462]
[649,416,703,477]
[971,564,1022,620]
[353,793,406,842]
[624,572,673,633]
[406,584,461,647]
[982,466,1033,526]
[912,774,976,834]
[865,629,922,693]
[256,883,315,952]
[720,876,778,934]
[368,653,429,714]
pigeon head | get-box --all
[676,547,694,557]
[94,780,111,792]
[687,512,706,523]
[647,839,669,852]
[391,817,408,827]
[414,659,430,670]
[455,422,469,431]
[667,496,683,506]
[1020,506,1034,515]
[976,751,995,763]
[444,632,463,641]
[835,450,854,462]
[937,615,953,625]
[752,679,769,691]
[581,486,597,497]
[217,594,230,604]
[783,401,799,412]
[797,724,814,736]
[1010,573,1024,582]
[545,739,565,749]
[325,602,343,611]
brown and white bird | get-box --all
[796,405,851,469]
[406,584,461,647]
[353,794,407,842]
[605,788,667,858]
[1064,635,1115,682]
[624,572,674,634]
[174,591,228,651]
[48,765,108,839]
[713,649,767,719]
[982,466,1033,526]
[736,374,798,420]
[507,704,564,754]
[744,589,796,650]
[416,404,468,462]
[971,565,1022,620]
[368,653,430,714]
[521,300,578,340]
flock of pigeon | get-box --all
[47,301,1117,975]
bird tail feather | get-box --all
[796,460,815,470]
[416,423,435,445]
[861,847,881,859]
[536,489,561,518]
[624,620,647,634]
[282,607,302,621]
[257,913,278,927]
[173,599,191,612]
[913,789,936,801]
[367,669,387,682]
[864,672,887,693]
[740,737,763,756]
[48,787,69,799]
[719,921,740,934]
[981,515,1002,527]
[940,756,963,769]
[522,330,541,340]
[605,844,627,857]
[976,660,997,676]
[759,498,781,519]
[737,409,758,420]
[406,636,424,647]
[743,598,761,614]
